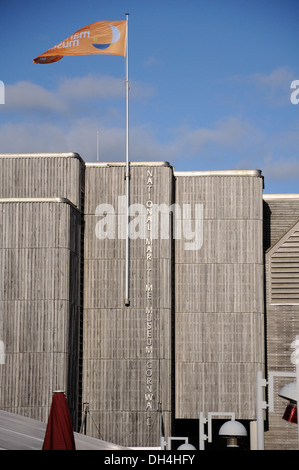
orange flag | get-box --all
[33,20,127,64]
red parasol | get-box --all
[42,391,76,450]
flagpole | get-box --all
[124,13,130,306]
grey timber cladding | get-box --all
[82,163,173,448]
[263,195,299,250]
[5,153,298,449]
[0,200,82,424]
[174,173,265,420]
[264,195,299,450]
[269,221,299,304]
[0,153,85,210]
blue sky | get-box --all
[0,0,299,194]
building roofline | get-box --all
[174,169,262,177]
[263,194,299,199]
[0,197,79,210]
[0,152,85,164]
[266,218,299,255]
[85,161,171,168]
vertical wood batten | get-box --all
[264,195,299,450]
[82,163,173,447]
[174,171,265,420]
[0,153,84,426]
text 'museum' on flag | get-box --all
[33,20,127,64]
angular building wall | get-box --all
[0,199,82,423]
[0,154,85,427]
[0,153,85,211]
[82,162,173,447]
[174,170,265,422]
[1,153,297,450]
[264,195,299,450]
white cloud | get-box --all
[177,117,252,153]
[57,74,125,101]
[263,154,299,180]
[164,116,267,169]
[252,67,293,90]
[0,121,67,153]
[5,81,66,113]
[65,118,125,161]
[230,66,295,106]
[143,56,159,67]
[1,115,298,191]
[2,74,155,115]
[0,114,279,165]
[251,67,294,106]
[0,75,298,189]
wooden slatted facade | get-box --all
[264,195,299,450]
[83,162,173,447]
[0,153,85,428]
[0,153,297,449]
[174,171,265,421]
[0,199,82,424]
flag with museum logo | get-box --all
[33,20,127,63]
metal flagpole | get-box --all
[124,13,130,306]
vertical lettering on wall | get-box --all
[145,169,154,424]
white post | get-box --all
[256,370,296,450]
[124,13,130,306]
[256,370,266,450]
[250,421,258,450]
[199,412,207,450]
